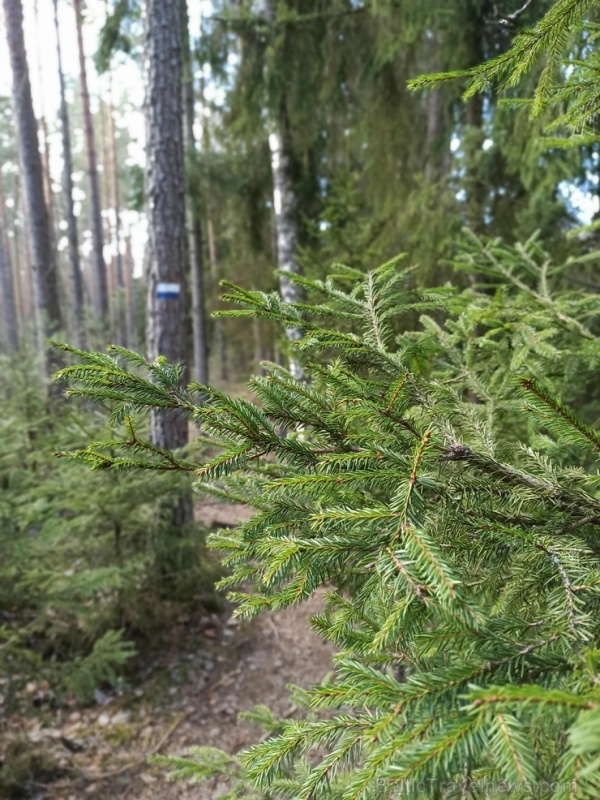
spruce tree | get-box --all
[54,241,600,796]
[53,1,600,795]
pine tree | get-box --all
[54,0,87,349]
[74,0,110,330]
[0,206,18,353]
[54,239,600,796]
[183,0,209,386]
[53,1,600,794]
[2,0,64,370]
[144,0,193,530]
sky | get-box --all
[0,0,597,272]
[0,0,149,273]
[0,0,212,276]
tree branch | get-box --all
[498,0,536,25]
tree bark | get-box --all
[182,0,208,385]
[14,177,34,323]
[0,209,19,353]
[3,0,63,355]
[74,0,109,329]
[207,214,227,382]
[145,0,189,452]
[54,0,86,348]
[0,175,21,340]
[107,65,127,346]
[33,0,57,243]
[124,231,137,349]
[425,36,450,182]
[464,4,487,236]
[268,122,304,380]
[253,0,303,380]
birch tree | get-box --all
[253,0,303,379]
[2,0,63,355]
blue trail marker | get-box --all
[156,282,181,300]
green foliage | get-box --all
[95,0,142,73]
[0,354,205,707]
[57,234,600,796]
[409,0,600,133]
[150,747,262,798]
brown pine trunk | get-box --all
[74,0,109,329]
[107,67,127,346]
[33,0,57,243]
[145,0,188,445]
[182,0,208,385]
[425,39,450,182]
[3,0,63,359]
[0,208,19,353]
[202,91,228,383]
[146,0,192,528]
[54,0,86,348]
[207,214,227,383]
[464,6,487,237]
[0,175,22,339]
[14,178,33,323]
[125,232,137,349]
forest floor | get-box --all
[2,504,336,800]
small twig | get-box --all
[386,545,428,601]
[498,0,536,24]
[77,710,193,781]
[548,550,578,635]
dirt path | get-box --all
[10,506,335,800]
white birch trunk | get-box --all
[253,0,303,380]
[268,128,304,380]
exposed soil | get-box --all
[2,505,336,799]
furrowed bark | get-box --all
[3,0,63,363]
[54,0,86,348]
[182,0,209,386]
[74,0,109,330]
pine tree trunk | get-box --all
[15,178,34,324]
[3,0,63,353]
[202,89,227,383]
[145,0,189,452]
[107,67,127,347]
[425,39,450,182]
[465,92,486,236]
[124,232,136,349]
[0,175,21,339]
[207,214,228,382]
[33,1,57,244]
[74,0,109,329]
[182,0,208,385]
[54,0,86,348]
[0,209,18,353]
[464,7,487,236]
